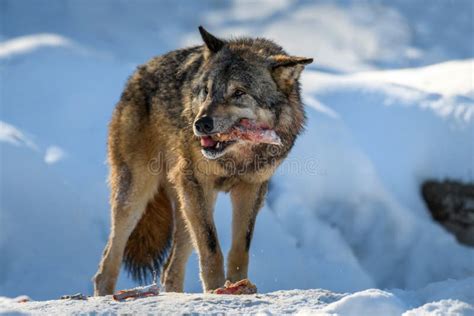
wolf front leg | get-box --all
[174,173,225,292]
[227,181,268,282]
[161,207,194,292]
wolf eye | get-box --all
[203,86,209,96]
[233,89,245,98]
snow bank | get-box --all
[319,289,406,316]
[184,1,474,72]
[267,60,474,291]
[0,135,103,298]
[0,43,130,298]
[404,300,474,316]
[303,59,474,122]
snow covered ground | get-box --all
[1,277,473,315]
[1,0,473,314]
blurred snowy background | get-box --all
[0,0,473,300]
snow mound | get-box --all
[44,145,66,164]
[404,300,474,316]
[318,289,405,316]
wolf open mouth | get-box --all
[200,119,282,159]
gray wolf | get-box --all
[93,26,312,295]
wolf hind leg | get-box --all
[93,165,158,296]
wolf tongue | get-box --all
[201,136,217,148]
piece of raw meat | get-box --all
[215,119,282,145]
[112,284,160,301]
[213,279,257,295]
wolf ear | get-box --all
[198,26,225,54]
[268,55,313,94]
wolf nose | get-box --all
[195,116,214,134]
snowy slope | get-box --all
[0,277,473,315]
[268,60,474,291]
[1,0,473,311]
[0,122,103,298]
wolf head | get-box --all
[191,26,312,164]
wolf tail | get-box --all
[123,187,174,284]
